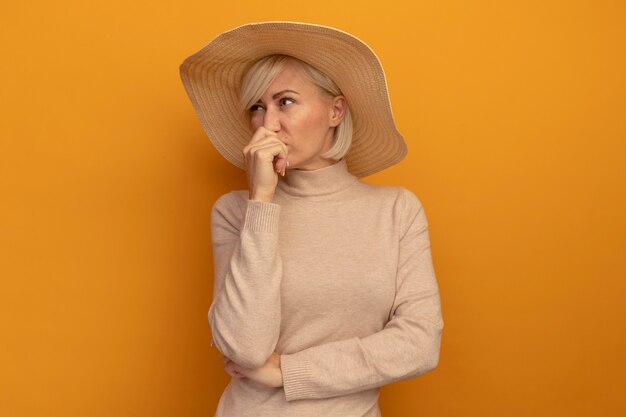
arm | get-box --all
[209,193,283,369]
[279,188,443,401]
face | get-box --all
[248,61,346,171]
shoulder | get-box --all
[356,182,428,236]
[397,187,425,212]
[211,190,249,223]
[355,181,425,211]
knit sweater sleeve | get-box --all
[279,188,443,401]
[208,193,283,369]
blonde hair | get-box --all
[239,54,353,161]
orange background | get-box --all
[1,1,625,416]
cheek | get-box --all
[250,114,262,129]
[298,109,329,135]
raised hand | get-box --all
[242,126,289,203]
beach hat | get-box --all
[179,21,407,178]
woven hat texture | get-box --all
[179,21,407,178]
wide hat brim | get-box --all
[179,21,407,178]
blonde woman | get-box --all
[180,22,443,417]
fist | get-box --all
[242,127,289,203]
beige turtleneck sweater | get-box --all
[209,159,443,417]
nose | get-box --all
[262,106,280,132]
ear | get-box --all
[329,95,347,127]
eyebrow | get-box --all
[272,89,299,99]
[254,90,300,104]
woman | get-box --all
[180,22,443,417]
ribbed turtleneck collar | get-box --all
[276,159,358,197]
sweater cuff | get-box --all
[280,353,315,401]
[243,200,281,233]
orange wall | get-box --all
[1,1,625,416]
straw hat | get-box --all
[179,21,407,178]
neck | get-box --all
[276,159,358,197]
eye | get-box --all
[249,103,264,112]
[279,97,295,106]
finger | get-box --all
[245,141,286,158]
[225,361,243,377]
[244,135,287,157]
[223,362,235,377]
[274,154,289,176]
[232,367,247,379]
[248,126,280,146]
[257,140,288,163]
[245,142,288,169]
[244,129,287,158]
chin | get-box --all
[286,155,302,169]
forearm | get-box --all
[210,199,283,369]
[279,294,443,401]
